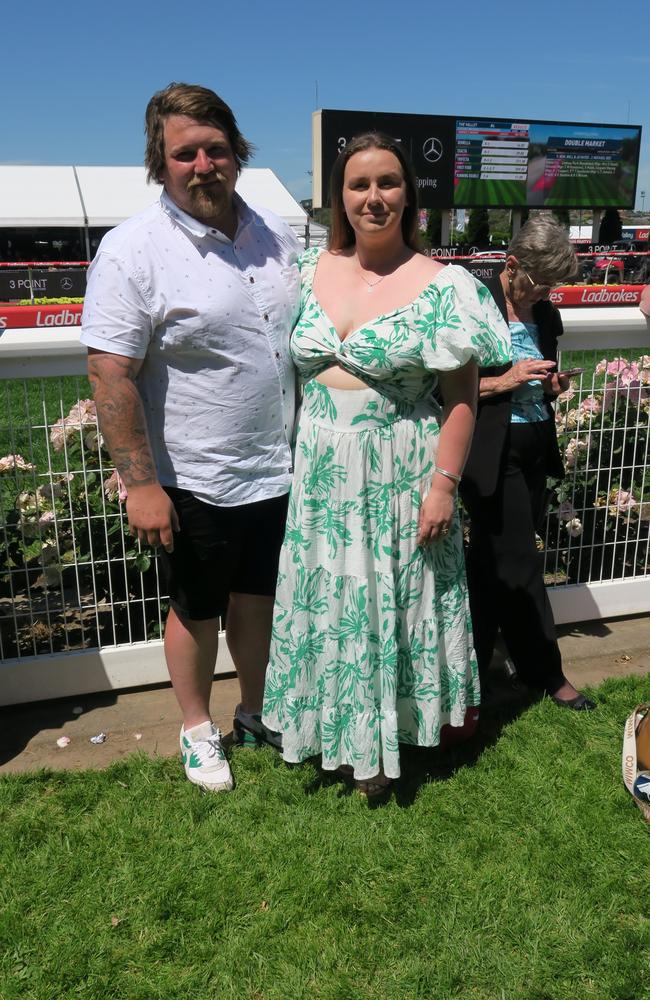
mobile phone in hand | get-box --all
[558,367,585,377]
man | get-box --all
[81,83,300,791]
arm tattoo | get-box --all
[88,353,158,488]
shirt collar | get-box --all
[160,189,252,243]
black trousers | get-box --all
[461,421,566,695]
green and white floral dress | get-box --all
[262,248,510,780]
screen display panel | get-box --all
[454,119,641,208]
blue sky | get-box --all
[3,0,649,210]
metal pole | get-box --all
[591,209,603,244]
[440,209,452,246]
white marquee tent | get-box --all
[0,165,322,244]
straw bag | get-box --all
[622,703,650,822]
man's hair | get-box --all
[328,132,421,252]
[508,215,580,285]
[144,82,254,183]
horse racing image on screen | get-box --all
[453,119,641,209]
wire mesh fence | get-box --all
[0,376,166,660]
[545,348,650,587]
[1,344,649,662]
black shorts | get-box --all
[159,488,289,621]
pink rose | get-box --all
[558,500,577,522]
[0,453,36,474]
[620,363,640,387]
[610,488,637,513]
[578,395,602,420]
[566,517,583,538]
[606,358,630,376]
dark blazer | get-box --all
[461,271,565,500]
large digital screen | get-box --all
[312,110,456,209]
[313,112,642,210]
[454,119,641,208]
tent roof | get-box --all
[74,166,158,226]
[0,165,308,228]
[0,166,84,227]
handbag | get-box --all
[622,703,650,822]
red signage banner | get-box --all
[0,303,83,330]
[549,285,644,307]
[0,286,646,331]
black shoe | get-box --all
[550,692,596,711]
[232,705,283,749]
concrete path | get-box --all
[1,615,648,774]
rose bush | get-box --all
[549,354,650,583]
[0,401,158,654]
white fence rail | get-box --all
[1,307,648,705]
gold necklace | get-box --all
[356,251,409,292]
[357,270,386,291]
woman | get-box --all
[460,216,596,710]
[262,133,510,795]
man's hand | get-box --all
[87,349,177,547]
[126,484,180,552]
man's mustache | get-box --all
[186,172,228,190]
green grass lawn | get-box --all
[0,376,90,473]
[1,674,649,1000]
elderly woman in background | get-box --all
[460,216,596,710]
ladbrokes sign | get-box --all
[0,304,83,330]
[549,285,643,307]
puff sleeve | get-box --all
[418,265,511,372]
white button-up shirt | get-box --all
[81,191,301,506]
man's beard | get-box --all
[187,175,230,220]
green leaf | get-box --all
[133,552,151,573]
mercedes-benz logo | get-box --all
[60,277,73,291]
[423,137,443,164]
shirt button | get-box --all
[264,313,269,321]
[282,389,286,395]
[249,276,255,283]
[275,351,280,359]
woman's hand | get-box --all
[500,359,556,391]
[540,371,570,396]
[417,486,455,545]
[478,359,557,399]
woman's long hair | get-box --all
[328,132,421,252]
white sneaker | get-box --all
[179,720,234,792]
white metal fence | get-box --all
[1,308,648,704]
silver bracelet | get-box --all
[434,466,461,485]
